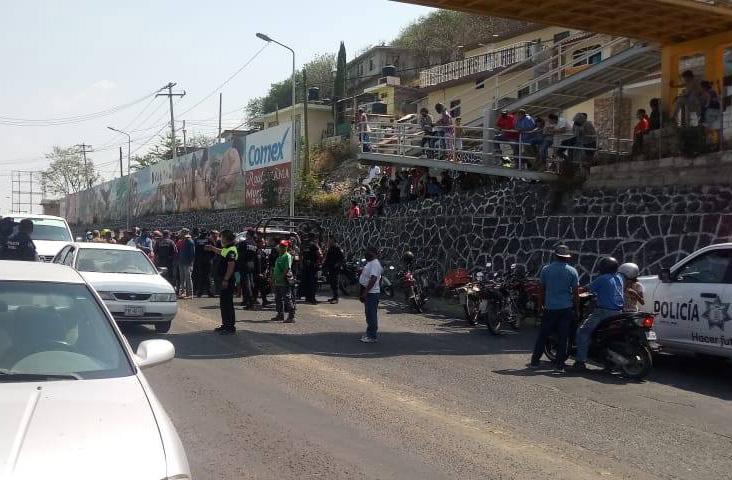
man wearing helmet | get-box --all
[619,262,645,313]
[574,256,624,370]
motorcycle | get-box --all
[338,258,395,297]
[459,264,521,334]
[402,267,428,313]
[543,293,659,379]
[505,263,542,319]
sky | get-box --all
[0,0,433,215]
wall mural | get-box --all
[61,122,293,225]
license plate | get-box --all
[645,331,658,341]
[124,305,145,317]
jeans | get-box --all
[219,283,236,329]
[193,262,210,295]
[178,263,193,295]
[421,134,435,157]
[575,308,620,362]
[531,308,573,366]
[302,266,318,302]
[365,292,380,338]
[274,285,295,317]
[360,132,370,152]
[327,269,339,300]
[241,272,255,306]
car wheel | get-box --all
[155,321,172,334]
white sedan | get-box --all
[0,260,190,480]
[54,243,177,333]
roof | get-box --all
[74,242,138,251]
[3,214,67,221]
[347,45,414,66]
[393,0,732,44]
[251,103,332,124]
[0,261,85,284]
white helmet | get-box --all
[618,262,640,280]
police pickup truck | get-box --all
[639,243,732,359]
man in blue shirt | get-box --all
[530,244,579,371]
[574,257,624,370]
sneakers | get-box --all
[218,328,236,335]
[527,362,541,370]
[572,360,587,371]
[214,325,227,332]
[283,315,295,323]
[270,315,284,322]
[327,298,339,304]
[360,335,378,343]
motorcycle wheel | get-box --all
[486,304,502,335]
[411,297,423,313]
[619,344,653,380]
[464,296,480,326]
[544,336,558,362]
[383,285,394,298]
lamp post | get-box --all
[107,126,132,230]
[256,32,296,217]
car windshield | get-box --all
[11,218,72,242]
[0,281,133,380]
[76,248,158,275]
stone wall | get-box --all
[75,180,732,282]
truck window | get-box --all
[673,249,732,284]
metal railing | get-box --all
[419,41,547,88]
[357,121,629,176]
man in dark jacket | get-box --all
[177,229,196,299]
[0,217,16,259]
[4,218,38,261]
[323,236,345,304]
[154,230,177,284]
[237,229,259,309]
[300,234,321,304]
[193,229,212,297]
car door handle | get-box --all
[700,293,718,299]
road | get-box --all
[124,295,732,480]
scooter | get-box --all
[543,293,660,379]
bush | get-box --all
[311,140,356,173]
[310,192,344,213]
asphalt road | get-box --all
[124,294,732,480]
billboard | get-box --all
[243,122,292,208]
[60,123,294,225]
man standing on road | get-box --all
[177,229,195,299]
[323,236,345,304]
[4,218,38,261]
[208,230,238,335]
[154,230,177,285]
[359,246,383,343]
[529,244,579,371]
[237,229,259,309]
[301,234,321,305]
[271,240,295,323]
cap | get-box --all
[500,108,509,114]
[210,229,220,235]
[279,240,290,247]
[553,244,571,259]
[180,228,190,234]
[153,230,162,237]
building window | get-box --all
[449,99,461,118]
[572,46,602,67]
[369,58,374,71]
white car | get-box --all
[53,243,177,333]
[639,242,732,359]
[0,260,190,480]
[3,214,74,262]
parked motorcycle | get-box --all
[505,263,542,319]
[543,293,659,379]
[402,267,428,313]
[459,264,521,334]
[338,258,395,297]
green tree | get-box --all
[41,146,101,196]
[334,42,347,124]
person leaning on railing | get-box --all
[418,108,436,158]
[557,113,597,165]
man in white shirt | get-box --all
[359,246,383,343]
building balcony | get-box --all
[418,42,545,88]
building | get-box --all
[346,46,437,94]
[250,103,334,149]
[40,199,61,217]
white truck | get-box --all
[639,243,732,359]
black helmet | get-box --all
[402,251,415,265]
[509,263,527,277]
[597,256,619,275]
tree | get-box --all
[392,11,532,66]
[188,133,216,149]
[131,132,216,171]
[41,146,101,196]
[334,42,347,125]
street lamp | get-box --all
[107,126,132,230]
[256,32,296,217]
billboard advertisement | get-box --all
[60,122,295,225]
[243,122,292,208]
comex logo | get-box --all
[247,127,290,168]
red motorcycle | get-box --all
[506,263,542,319]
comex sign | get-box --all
[244,122,292,172]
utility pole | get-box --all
[182,120,187,154]
[75,143,93,189]
[119,147,124,178]
[218,92,223,142]
[302,69,310,176]
[156,82,186,161]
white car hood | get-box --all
[0,376,166,480]
[80,271,173,293]
[32,240,68,258]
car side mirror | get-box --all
[135,339,175,369]
[659,268,672,283]
[157,266,168,275]
[75,237,83,242]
